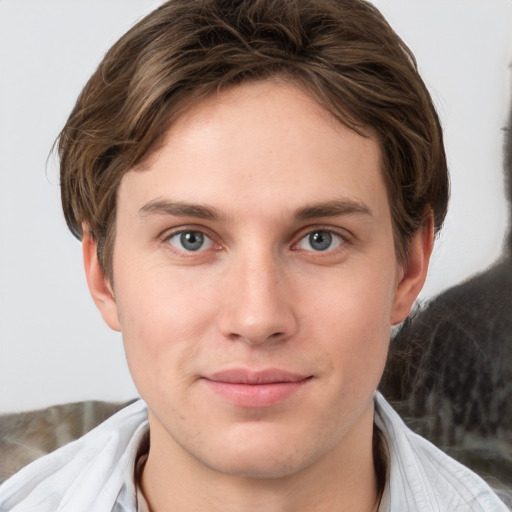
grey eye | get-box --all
[297,230,344,252]
[309,231,332,251]
[168,231,213,252]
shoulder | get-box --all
[374,393,509,512]
[0,400,148,512]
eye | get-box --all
[166,230,214,252]
[296,230,345,252]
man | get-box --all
[0,0,507,510]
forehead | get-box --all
[119,81,387,220]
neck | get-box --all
[140,405,382,512]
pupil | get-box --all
[180,231,204,251]
[309,231,332,251]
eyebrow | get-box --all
[138,200,221,220]
[138,198,372,221]
[294,199,372,220]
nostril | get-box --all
[226,330,289,346]
[217,291,298,345]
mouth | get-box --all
[201,369,313,408]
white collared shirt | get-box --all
[0,395,508,511]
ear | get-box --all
[82,230,121,332]
[390,216,434,325]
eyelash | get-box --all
[292,228,348,254]
[161,226,350,257]
[162,228,221,256]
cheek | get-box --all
[304,262,394,376]
[113,267,219,388]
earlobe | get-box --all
[82,230,121,332]
[390,217,434,325]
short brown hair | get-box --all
[58,0,449,281]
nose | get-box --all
[217,250,298,346]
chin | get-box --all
[198,429,324,480]
[206,453,312,480]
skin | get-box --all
[84,80,433,512]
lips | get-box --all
[202,369,312,408]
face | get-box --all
[87,81,429,481]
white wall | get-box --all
[1,0,511,413]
